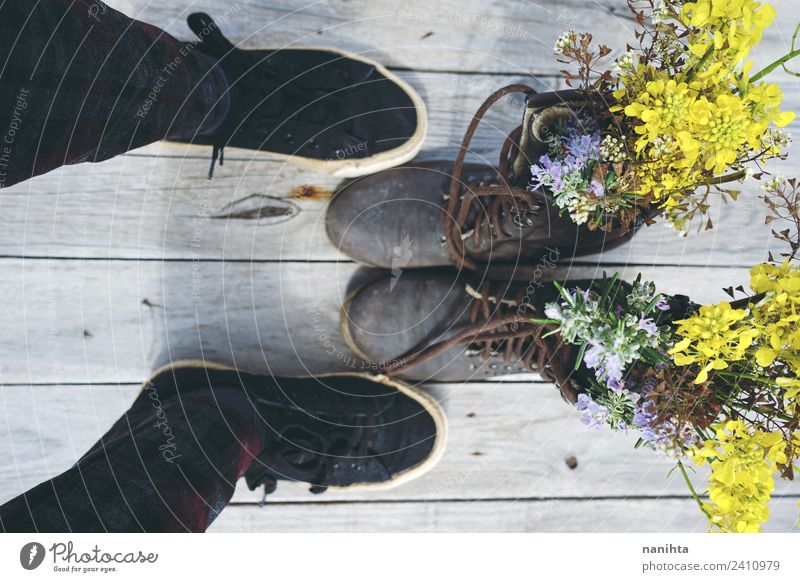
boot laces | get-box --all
[443,84,543,271]
[384,280,579,402]
[443,85,643,270]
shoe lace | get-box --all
[443,84,536,271]
[444,85,644,271]
[188,13,245,178]
[248,423,358,501]
[384,280,580,402]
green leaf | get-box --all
[553,280,574,306]
[641,346,669,364]
[574,342,588,371]
[530,318,560,325]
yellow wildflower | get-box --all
[681,0,777,64]
[609,0,795,224]
[689,420,786,533]
[776,377,800,414]
[670,303,758,383]
[748,262,800,373]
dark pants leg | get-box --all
[0,0,226,188]
[0,381,261,532]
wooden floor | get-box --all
[1,0,800,532]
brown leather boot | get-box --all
[326,86,652,273]
[340,269,591,402]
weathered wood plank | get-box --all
[208,497,800,532]
[109,0,797,76]
[0,260,756,384]
[1,142,797,267]
[2,67,797,265]
[4,383,798,508]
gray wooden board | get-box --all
[3,383,799,511]
[0,260,758,384]
[208,497,800,532]
[0,144,797,266]
[2,74,798,265]
[110,0,799,76]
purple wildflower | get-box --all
[589,178,605,198]
[530,155,565,192]
[632,401,658,442]
[607,376,625,391]
[637,316,658,336]
[633,398,696,452]
[655,297,670,311]
[576,393,609,429]
[583,343,604,370]
[604,354,625,389]
[564,131,601,169]
[583,342,625,390]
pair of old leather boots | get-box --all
[327,86,648,401]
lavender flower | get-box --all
[637,316,658,336]
[576,393,609,429]
[564,131,601,169]
[632,399,696,455]
[530,155,565,192]
[542,278,671,392]
[528,123,604,225]
[589,178,605,198]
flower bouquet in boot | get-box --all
[533,180,800,532]
[327,0,799,273]
[536,0,797,234]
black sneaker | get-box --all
[173,13,427,178]
[147,361,447,497]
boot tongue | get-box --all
[509,90,587,184]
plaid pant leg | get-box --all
[0,0,225,188]
[0,388,261,532]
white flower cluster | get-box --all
[613,51,636,75]
[554,30,576,55]
[652,1,670,24]
[601,134,626,163]
[762,128,792,156]
[650,135,675,157]
[761,174,787,193]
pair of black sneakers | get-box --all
[161,15,444,498]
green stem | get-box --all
[715,370,777,386]
[685,170,748,193]
[709,170,747,185]
[676,460,712,520]
[750,48,800,83]
[687,45,715,82]
[725,400,795,423]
